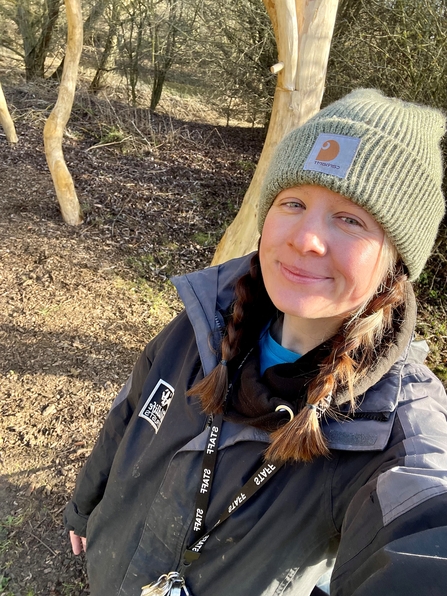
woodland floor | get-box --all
[0,83,446,596]
[0,83,263,596]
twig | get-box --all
[25,530,58,557]
[85,137,131,151]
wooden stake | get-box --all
[0,83,18,144]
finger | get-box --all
[81,536,87,552]
[70,530,84,555]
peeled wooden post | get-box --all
[212,0,339,264]
[44,0,83,225]
[0,83,18,144]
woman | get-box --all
[65,89,447,596]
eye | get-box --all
[283,199,304,210]
[340,215,363,227]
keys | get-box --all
[141,572,190,596]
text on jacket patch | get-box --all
[138,379,175,433]
[254,464,277,485]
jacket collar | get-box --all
[171,253,255,376]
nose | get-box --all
[288,215,327,255]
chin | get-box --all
[276,298,351,323]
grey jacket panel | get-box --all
[329,359,447,595]
[377,363,447,525]
[172,253,254,376]
[64,255,447,596]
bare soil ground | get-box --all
[0,83,445,596]
[0,84,262,596]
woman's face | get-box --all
[259,185,387,332]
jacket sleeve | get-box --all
[331,367,447,596]
[64,311,188,537]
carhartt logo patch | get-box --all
[316,139,340,161]
[138,379,175,432]
[303,133,361,179]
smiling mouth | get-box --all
[280,263,331,283]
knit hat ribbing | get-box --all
[258,89,446,280]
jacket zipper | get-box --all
[215,313,225,338]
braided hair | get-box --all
[190,246,407,463]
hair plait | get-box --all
[190,255,407,464]
[188,253,274,413]
[265,261,407,463]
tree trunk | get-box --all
[0,84,18,144]
[90,20,118,92]
[16,0,61,80]
[44,0,83,226]
[212,0,339,265]
[149,0,179,112]
[150,68,168,112]
[51,56,65,81]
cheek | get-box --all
[342,243,384,295]
[260,213,290,257]
[259,223,278,265]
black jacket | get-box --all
[64,254,447,596]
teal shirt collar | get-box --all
[259,324,301,376]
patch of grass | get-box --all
[132,278,175,311]
[62,582,86,596]
[1,582,36,596]
[0,574,11,590]
[64,127,84,141]
[1,514,25,530]
[100,125,127,145]
[192,231,217,248]
[0,516,25,595]
[127,254,157,278]
[236,159,257,173]
[38,304,61,317]
[114,275,180,331]
[433,366,447,383]
[0,513,26,555]
[416,308,447,387]
[414,223,447,388]
[127,247,178,279]
[163,80,203,99]
[0,542,11,556]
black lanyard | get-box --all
[182,413,282,567]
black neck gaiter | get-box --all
[224,342,331,432]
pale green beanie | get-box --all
[258,89,446,280]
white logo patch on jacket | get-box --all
[138,379,175,432]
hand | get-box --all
[70,530,87,555]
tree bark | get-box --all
[212,0,339,265]
[0,83,18,144]
[44,0,83,226]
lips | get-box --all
[280,263,331,283]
